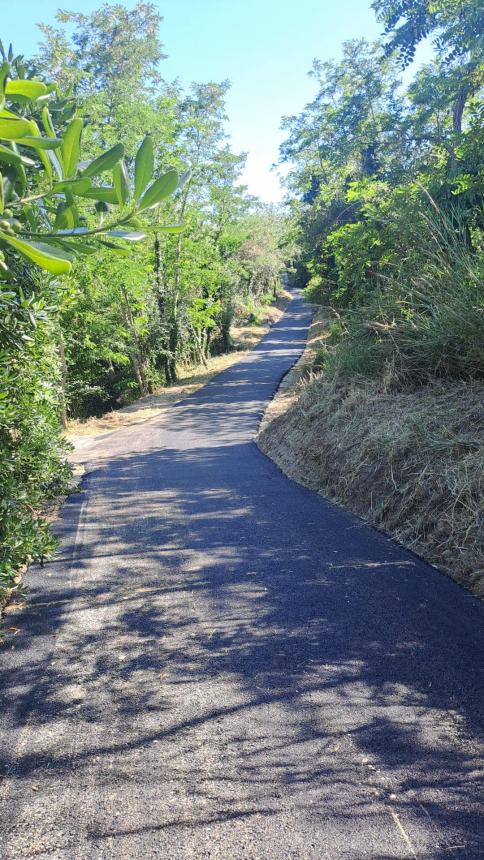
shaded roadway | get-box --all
[1,291,483,858]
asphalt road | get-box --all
[1,290,483,859]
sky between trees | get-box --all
[2,0,434,201]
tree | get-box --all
[151,81,248,381]
[35,9,261,389]
[373,0,483,65]
[0,46,181,596]
[373,0,484,133]
[279,3,483,391]
[279,40,405,304]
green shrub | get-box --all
[0,271,71,595]
[0,50,181,600]
[326,206,484,385]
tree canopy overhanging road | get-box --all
[1,291,483,859]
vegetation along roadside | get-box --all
[0,5,291,613]
[260,0,483,597]
[258,308,484,598]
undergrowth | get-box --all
[310,206,484,387]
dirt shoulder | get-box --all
[258,312,484,599]
[259,308,327,433]
[67,291,291,445]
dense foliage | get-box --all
[0,31,189,593]
[0,4,287,597]
[281,0,483,384]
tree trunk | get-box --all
[167,318,179,382]
[154,233,165,320]
[448,83,470,175]
[58,333,68,430]
[120,284,149,395]
[453,84,470,135]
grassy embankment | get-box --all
[259,229,484,598]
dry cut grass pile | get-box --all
[259,356,484,598]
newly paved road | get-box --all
[1,291,483,859]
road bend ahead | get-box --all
[1,291,483,859]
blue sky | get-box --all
[2,1,431,201]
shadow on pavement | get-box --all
[1,293,483,859]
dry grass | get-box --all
[67,354,249,438]
[259,323,484,598]
[67,292,291,441]
[259,309,329,432]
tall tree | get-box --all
[373,0,484,133]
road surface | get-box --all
[1,290,483,858]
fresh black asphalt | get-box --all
[1,290,483,858]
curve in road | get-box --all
[1,290,483,859]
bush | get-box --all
[0,51,180,602]
[0,274,71,598]
[324,206,484,385]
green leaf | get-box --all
[105,230,146,241]
[99,239,129,255]
[5,79,47,101]
[78,186,118,204]
[54,202,76,231]
[40,235,96,257]
[134,135,154,200]
[18,136,62,150]
[0,62,9,101]
[0,171,3,215]
[0,114,31,140]
[113,159,130,205]
[47,149,63,181]
[3,157,26,195]
[159,223,185,234]
[0,142,34,167]
[52,177,92,196]
[0,232,73,274]
[54,239,97,257]
[41,106,55,138]
[60,117,83,178]
[22,120,55,181]
[81,143,124,178]
[139,170,179,211]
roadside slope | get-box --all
[258,314,484,597]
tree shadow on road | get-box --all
[1,298,483,858]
